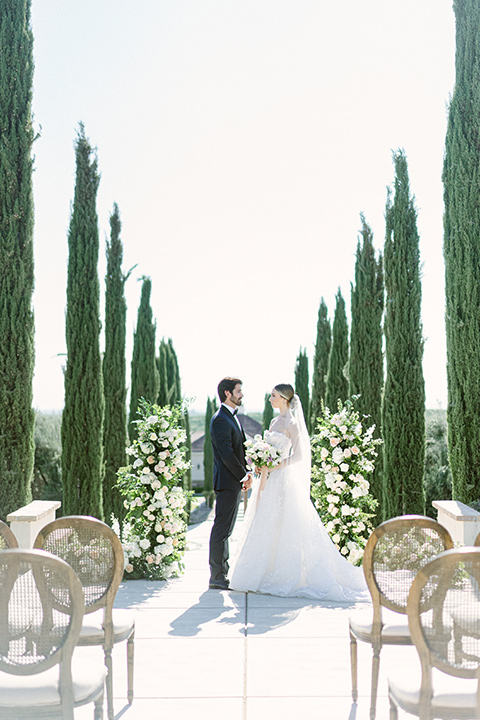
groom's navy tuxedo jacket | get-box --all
[210,405,247,492]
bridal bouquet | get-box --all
[244,431,291,470]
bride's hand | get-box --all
[259,466,269,492]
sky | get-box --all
[30,0,456,415]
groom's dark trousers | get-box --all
[209,405,247,585]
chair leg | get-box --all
[389,693,398,720]
[369,646,381,720]
[94,691,104,720]
[105,647,114,720]
[349,629,358,701]
[127,629,135,704]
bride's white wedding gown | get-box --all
[229,406,369,602]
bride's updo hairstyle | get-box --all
[274,383,295,406]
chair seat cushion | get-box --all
[349,607,411,643]
[0,655,106,708]
[389,667,479,714]
[79,608,135,644]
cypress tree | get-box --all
[382,149,425,518]
[310,299,331,433]
[294,348,310,424]
[443,0,480,504]
[0,0,35,518]
[350,214,384,519]
[167,338,181,405]
[61,125,104,518]
[156,339,169,406]
[128,277,159,439]
[103,204,130,527]
[203,397,215,506]
[325,290,349,411]
[262,392,274,431]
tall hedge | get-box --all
[325,289,349,411]
[103,204,129,526]
[443,0,480,503]
[0,0,35,518]
[310,298,331,433]
[294,348,310,424]
[382,149,425,518]
[349,214,384,519]
[128,277,159,439]
[62,125,104,518]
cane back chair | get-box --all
[349,515,453,720]
[389,547,480,720]
[0,548,106,719]
[34,516,134,720]
[0,519,18,549]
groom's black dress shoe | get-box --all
[208,579,230,590]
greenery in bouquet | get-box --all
[117,399,192,580]
[311,397,380,565]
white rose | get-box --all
[340,463,349,472]
[133,458,143,468]
[147,415,157,424]
[156,534,165,543]
[139,538,150,550]
[332,533,341,544]
[341,505,352,516]
[343,448,352,459]
[149,433,158,440]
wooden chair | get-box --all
[389,546,480,720]
[34,516,135,720]
[0,548,106,719]
[349,515,453,720]
[0,519,18,549]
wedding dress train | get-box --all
[229,399,369,602]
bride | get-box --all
[229,383,369,601]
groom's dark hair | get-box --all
[217,376,242,402]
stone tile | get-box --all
[110,637,245,698]
[132,605,246,639]
[75,697,243,720]
[246,695,411,720]
[246,604,354,637]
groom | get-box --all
[208,376,252,590]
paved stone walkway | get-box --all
[76,507,417,719]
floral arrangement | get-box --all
[117,399,191,580]
[245,431,291,470]
[311,398,380,565]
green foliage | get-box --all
[61,125,104,519]
[349,215,384,520]
[325,289,349,411]
[295,348,310,426]
[424,410,452,518]
[183,409,192,498]
[157,338,181,407]
[310,299,331,433]
[311,398,379,565]
[443,0,480,504]
[382,149,425,518]
[128,277,159,440]
[0,0,35,518]
[117,400,191,579]
[103,204,131,529]
[203,397,215,507]
[32,411,62,507]
[262,393,274,431]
